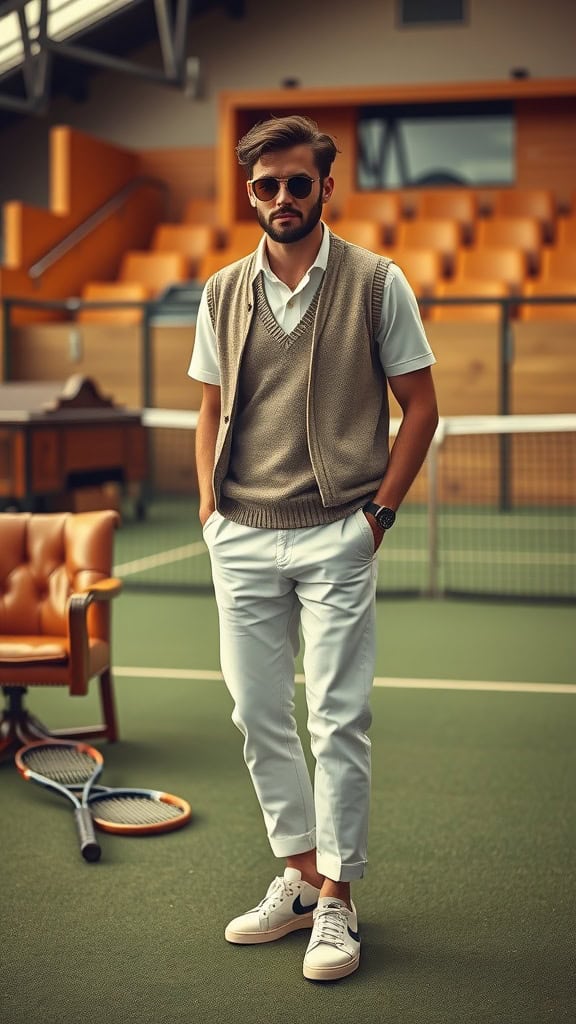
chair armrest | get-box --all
[68,578,123,693]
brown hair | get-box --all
[236,115,339,178]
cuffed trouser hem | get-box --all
[269,828,317,858]
[317,852,367,882]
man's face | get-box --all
[247,144,333,244]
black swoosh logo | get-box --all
[292,895,318,915]
[348,926,361,942]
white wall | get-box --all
[0,0,575,205]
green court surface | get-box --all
[1,589,575,1024]
[113,498,576,600]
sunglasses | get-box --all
[249,175,319,202]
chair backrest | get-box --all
[476,216,542,274]
[492,188,556,240]
[391,247,444,297]
[331,219,384,250]
[519,279,576,320]
[396,218,461,274]
[119,251,189,294]
[225,222,264,251]
[417,190,478,242]
[539,246,576,282]
[455,246,527,292]
[556,218,576,246]
[196,248,250,281]
[78,282,149,324]
[431,279,509,322]
[152,224,219,276]
[183,197,218,225]
[341,192,403,241]
[0,511,119,639]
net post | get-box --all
[498,300,514,510]
[426,420,442,597]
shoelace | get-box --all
[312,904,348,945]
[257,876,293,915]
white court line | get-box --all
[115,541,576,576]
[114,666,576,694]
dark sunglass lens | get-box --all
[288,176,313,198]
[253,177,279,201]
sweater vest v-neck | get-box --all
[219,274,364,529]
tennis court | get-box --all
[1,411,575,1024]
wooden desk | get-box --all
[0,376,147,514]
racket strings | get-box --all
[89,795,185,825]
[23,746,97,785]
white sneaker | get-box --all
[224,867,320,944]
[303,897,361,981]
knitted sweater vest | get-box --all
[207,231,391,527]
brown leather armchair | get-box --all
[0,510,122,760]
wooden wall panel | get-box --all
[512,323,576,413]
[516,98,576,211]
[420,324,501,416]
[151,325,202,409]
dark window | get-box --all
[358,102,514,190]
[399,0,467,26]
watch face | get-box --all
[376,507,396,530]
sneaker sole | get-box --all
[225,912,315,944]
[303,954,360,982]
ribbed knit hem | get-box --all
[219,494,366,529]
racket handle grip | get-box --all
[75,807,101,862]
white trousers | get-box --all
[203,507,378,882]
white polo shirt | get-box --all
[189,226,435,384]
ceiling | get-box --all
[0,0,244,131]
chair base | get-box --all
[0,683,118,762]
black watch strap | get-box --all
[363,502,396,530]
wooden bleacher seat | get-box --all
[519,279,576,320]
[183,197,219,225]
[396,218,461,275]
[455,246,527,294]
[341,192,403,244]
[389,248,444,299]
[556,218,576,246]
[196,249,250,282]
[225,222,264,252]
[539,246,576,282]
[152,223,219,277]
[491,188,556,242]
[416,189,479,244]
[476,216,542,275]
[119,250,189,294]
[331,219,384,249]
[78,282,150,324]
[431,279,509,322]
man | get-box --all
[188,115,438,982]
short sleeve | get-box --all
[188,283,220,385]
[377,263,436,377]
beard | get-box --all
[257,191,324,244]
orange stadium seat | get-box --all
[197,249,251,281]
[389,248,444,298]
[225,222,264,252]
[341,192,403,244]
[539,246,576,282]
[119,251,189,294]
[492,188,556,242]
[396,218,461,275]
[152,223,219,277]
[455,246,527,293]
[331,219,384,249]
[519,279,576,320]
[476,216,542,275]
[556,218,576,246]
[417,189,479,243]
[78,282,150,324]
[431,279,509,322]
[183,197,219,225]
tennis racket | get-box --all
[15,740,103,862]
[83,785,192,835]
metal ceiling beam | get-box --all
[0,0,216,115]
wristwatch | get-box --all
[362,502,396,531]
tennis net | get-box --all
[112,410,575,602]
